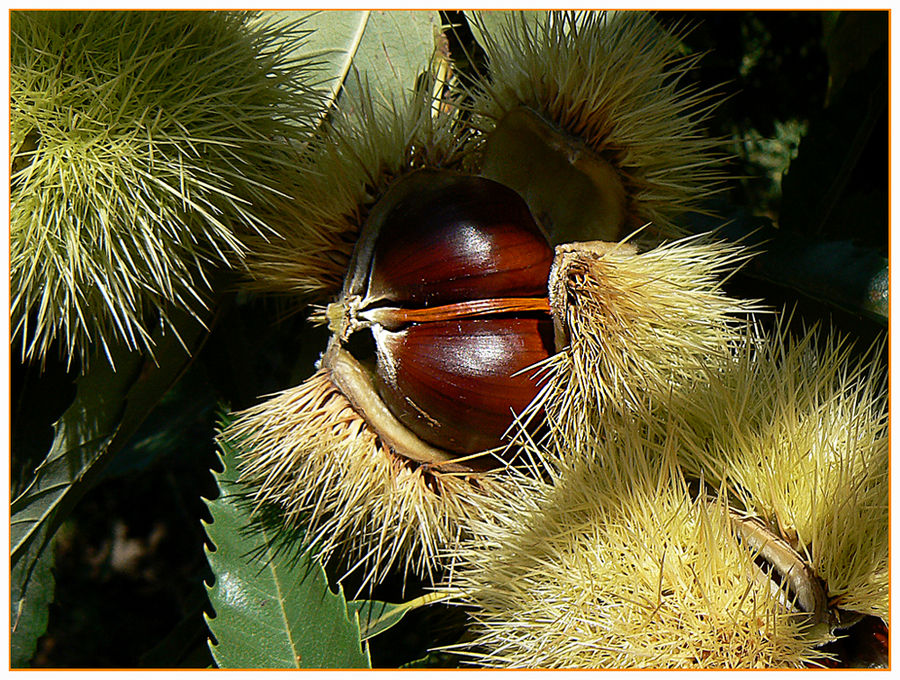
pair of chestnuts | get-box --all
[324,169,570,468]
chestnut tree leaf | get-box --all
[10,537,55,668]
[779,31,887,247]
[9,307,210,665]
[203,438,370,669]
[264,10,442,114]
[823,11,888,103]
[10,345,143,565]
[465,10,549,48]
[683,209,888,326]
[101,365,218,479]
[347,591,450,642]
[347,599,408,643]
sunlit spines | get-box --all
[465,11,727,237]
[443,424,834,668]
[222,369,520,589]
[519,235,761,457]
[239,78,474,307]
[11,11,322,369]
[666,321,889,622]
[447,317,888,667]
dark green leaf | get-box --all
[780,28,887,246]
[684,209,888,327]
[823,11,888,103]
[11,357,77,499]
[102,364,218,478]
[12,309,209,564]
[204,438,370,669]
[10,308,210,668]
[137,600,212,669]
[10,536,55,668]
[10,344,143,563]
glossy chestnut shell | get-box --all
[374,317,554,453]
[365,174,553,306]
[326,169,556,460]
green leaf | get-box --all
[10,536,55,668]
[780,20,887,247]
[348,600,408,642]
[348,591,450,642]
[823,11,888,103]
[137,599,212,669]
[683,209,888,327]
[10,344,143,563]
[9,307,210,667]
[265,10,441,113]
[11,308,209,565]
[400,650,458,668]
[102,364,218,479]
[466,10,547,47]
[204,437,371,669]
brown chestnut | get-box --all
[324,169,556,466]
[374,318,555,454]
[364,173,554,306]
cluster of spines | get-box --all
[223,369,520,588]
[239,78,474,306]
[444,425,836,668]
[444,318,887,667]
[667,322,889,621]
[464,11,727,234]
[210,13,887,665]
[11,11,322,368]
[520,235,761,455]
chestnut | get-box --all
[374,318,555,454]
[323,169,557,465]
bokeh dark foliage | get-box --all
[656,10,887,252]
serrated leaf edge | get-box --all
[201,446,371,669]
